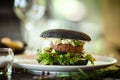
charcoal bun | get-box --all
[53,60,88,65]
[74,60,88,65]
[40,29,91,41]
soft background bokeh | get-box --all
[101,0,120,63]
[0,0,120,62]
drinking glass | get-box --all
[14,0,46,50]
[0,48,14,79]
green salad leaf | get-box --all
[37,49,95,65]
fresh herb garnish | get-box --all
[67,65,120,80]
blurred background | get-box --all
[0,0,21,40]
[0,0,120,62]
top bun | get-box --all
[40,29,91,41]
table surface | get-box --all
[0,65,120,80]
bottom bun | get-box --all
[74,60,88,65]
[52,60,88,65]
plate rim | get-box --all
[14,54,117,72]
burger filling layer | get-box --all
[37,38,95,65]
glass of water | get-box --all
[0,48,14,79]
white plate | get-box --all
[14,54,117,72]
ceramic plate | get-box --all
[14,54,117,72]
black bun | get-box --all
[53,60,88,65]
[40,29,91,41]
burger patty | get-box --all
[50,43,84,53]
